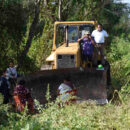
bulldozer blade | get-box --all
[22,68,107,104]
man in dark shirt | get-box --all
[0,69,10,104]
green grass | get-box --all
[0,93,130,130]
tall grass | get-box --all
[0,95,130,130]
[107,35,130,92]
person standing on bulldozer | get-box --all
[78,31,95,67]
[91,24,108,65]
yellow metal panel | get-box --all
[52,24,57,51]
[54,21,97,25]
[76,49,81,67]
[55,43,79,54]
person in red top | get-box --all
[13,79,34,113]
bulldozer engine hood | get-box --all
[55,42,79,54]
[46,42,79,63]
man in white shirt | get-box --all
[91,24,108,65]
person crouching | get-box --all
[13,79,34,113]
[57,76,77,105]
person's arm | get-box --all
[57,85,61,95]
[105,37,109,46]
[0,79,2,87]
[13,87,18,95]
[89,35,96,46]
[91,39,96,46]
[91,30,95,38]
[77,38,83,43]
[57,89,60,95]
[14,68,17,78]
[6,68,12,79]
[104,30,109,46]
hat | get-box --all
[84,31,90,35]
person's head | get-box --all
[84,31,90,38]
[9,61,14,68]
[64,76,71,83]
[97,24,103,32]
[17,79,26,86]
[0,69,7,77]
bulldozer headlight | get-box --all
[71,55,74,59]
[58,55,62,59]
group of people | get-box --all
[0,62,17,104]
[0,62,34,112]
[78,24,108,67]
[0,61,75,111]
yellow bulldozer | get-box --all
[24,21,112,104]
[46,21,97,69]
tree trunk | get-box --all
[44,0,48,6]
[58,0,62,21]
[18,0,41,68]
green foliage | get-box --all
[0,0,35,71]
[0,93,3,104]
[18,55,39,73]
[28,20,53,67]
[107,36,130,91]
[45,84,51,103]
[0,96,130,129]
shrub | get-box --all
[107,36,130,92]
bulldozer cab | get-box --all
[46,21,97,69]
[55,23,94,47]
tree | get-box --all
[18,0,41,68]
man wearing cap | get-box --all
[91,24,108,65]
[78,31,95,67]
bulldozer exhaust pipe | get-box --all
[65,26,69,47]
